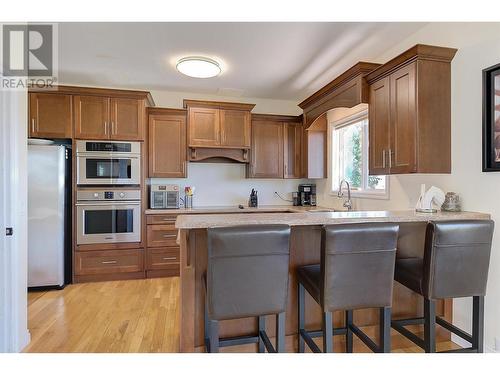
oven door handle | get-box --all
[76,153,140,159]
[76,201,141,206]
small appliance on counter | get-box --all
[150,184,180,209]
[248,189,258,207]
[292,192,300,206]
[298,184,316,206]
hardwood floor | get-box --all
[24,277,459,353]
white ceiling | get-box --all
[58,23,426,101]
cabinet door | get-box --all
[219,109,250,148]
[368,77,391,175]
[148,113,186,178]
[390,62,417,174]
[284,123,302,178]
[248,120,283,178]
[188,107,220,146]
[74,95,110,140]
[29,93,72,138]
[110,98,145,141]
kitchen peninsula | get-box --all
[175,209,490,352]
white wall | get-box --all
[149,89,309,206]
[316,22,500,352]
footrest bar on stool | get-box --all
[439,348,478,353]
[299,329,322,353]
[436,317,473,344]
[349,323,381,353]
[307,327,347,338]
[391,321,425,348]
[219,335,259,348]
[259,330,277,353]
[392,317,425,326]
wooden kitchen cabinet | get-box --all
[184,100,254,151]
[366,44,457,175]
[110,98,145,140]
[368,76,391,175]
[29,93,73,138]
[148,108,187,178]
[220,109,251,147]
[248,114,303,179]
[248,119,284,178]
[146,213,181,278]
[74,95,110,139]
[284,122,302,178]
[74,95,145,140]
[188,106,220,146]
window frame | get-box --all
[329,110,390,200]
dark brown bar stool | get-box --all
[392,220,494,353]
[297,223,399,353]
[204,224,291,353]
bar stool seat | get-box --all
[394,258,424,295]
[296,264,321,303]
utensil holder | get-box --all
[184,195,193,209]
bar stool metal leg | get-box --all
[276,312,286,353]
[380,307,391,353]
[208,320,219,353]
[258,316,266,353]
[345,310,353,353]
[424,299,436,353]
[323,311,333,353]
[472,296,484,353]
[298,283,305,353]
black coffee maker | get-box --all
[298,184,316,206]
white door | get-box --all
[0,89,30,352]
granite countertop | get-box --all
[175,210,491,229]
[145,205,332,215]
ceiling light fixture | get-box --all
[176,56,221,78]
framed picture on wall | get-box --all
[483,63,500,171]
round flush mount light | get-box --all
[176,56,221,78]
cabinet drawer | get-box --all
[146,247,180,270]
[147,225,178,247]
[75,249,143,275]
[146,214,178,225]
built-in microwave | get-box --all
[76,140,141,185]
[76,189,141,245]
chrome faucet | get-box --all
[337,179,352,211]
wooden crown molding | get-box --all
[251,113,302,123]
[298,62,381,110]
[147,107,187,116]
[366,44,458,83]
[29,85,156,107]
[183,99,256,111]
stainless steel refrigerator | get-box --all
[28,142,71,289]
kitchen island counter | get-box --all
[176,209,490,352]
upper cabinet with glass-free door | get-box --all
[29,92,73,139]
[75,96,145,141]
[366,44,457,175]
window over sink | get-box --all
[330,109,389,199]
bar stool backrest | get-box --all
[207,225,291,321]
[423,220,494,299]
[321,223,399,312]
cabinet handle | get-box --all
[101,260,117,264]
[162,257,177,261]
[162,234,177,238]
[104,121,108,135]
[388,149,393,168]
[111,121,115,135]
[382,150,386,168]
[162,218,175,222]
[31,118,36,134]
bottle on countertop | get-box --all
[248,189,258,207]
